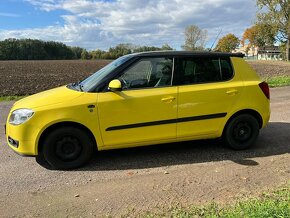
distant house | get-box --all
[257,46,282,61]
[233,45,258,58]
[233,45,282,61]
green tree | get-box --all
[70,46,83,59]
[161,43,173,50]
[257,0,290,61]
[81,49,90,60]
[108,44,132,58]
[0,38,77,60]
[182,25,207,51]
[215,34,240,52]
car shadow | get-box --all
[37,122,290,171]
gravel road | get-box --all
[0,87,289,217]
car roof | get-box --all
[130,51,245,58]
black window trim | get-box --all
[218,58,223,80]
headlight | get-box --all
[9,109,34,125]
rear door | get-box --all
[174,56,244,138]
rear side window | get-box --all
[174,57,233,85]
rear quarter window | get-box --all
[220,58,234,81]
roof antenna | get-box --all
[210,29,222,51]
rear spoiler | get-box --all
[230,52,245,58]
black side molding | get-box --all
[106,113,227,131]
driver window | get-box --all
[118,57,173,90]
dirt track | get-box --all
[0,87,289,217]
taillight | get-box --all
[259,82,270,99]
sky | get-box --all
[0,0,257,50]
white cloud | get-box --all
[1,0,257,50]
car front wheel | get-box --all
[42,127,94,170]
[223,114,259,150]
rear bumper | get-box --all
[262,110,271,128]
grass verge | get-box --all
[0,96,25,102]
[264,76,290,88]
[144,186,290,218]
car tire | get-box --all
[223,114,259,150]
[42,127,94,170]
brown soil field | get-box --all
[248,60,290,78]
[0,60,110,96]
[0,60,289,96]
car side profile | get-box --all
[6,51,270,169]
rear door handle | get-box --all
[226,89,238,95]
[161,96,176,103]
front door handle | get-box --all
[161,96,176,103]
[226,89,238,95]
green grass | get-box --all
[143,186,290,218]
[0,96,25,102]
[264,76,290,88]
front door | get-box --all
[97,57,178,147]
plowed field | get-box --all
[0,60,110,96]
[0,60,289,96]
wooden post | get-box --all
[286,39,290,61]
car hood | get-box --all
[12,86,83,110]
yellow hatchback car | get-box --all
[6,51,270,169]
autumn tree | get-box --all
[241,24,276,55]
[257,0,290,61]
[182,25,207,51]
[215,34,240,52]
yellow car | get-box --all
[6,51,270,169]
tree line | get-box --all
[0,38,84,60]
[0,39,173,60]
[80,43,173,60]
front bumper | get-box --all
[5,123,40,156]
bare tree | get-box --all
[182,25,207,51]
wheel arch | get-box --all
[37,121,97,154]
[223,109,263,135]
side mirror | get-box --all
[108,79,122,92]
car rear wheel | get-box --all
[42,127,94,170]
[223,114,259,150]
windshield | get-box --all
[79,55,132,92]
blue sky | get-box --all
[0,0,257,50]
[0,0,66,29]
